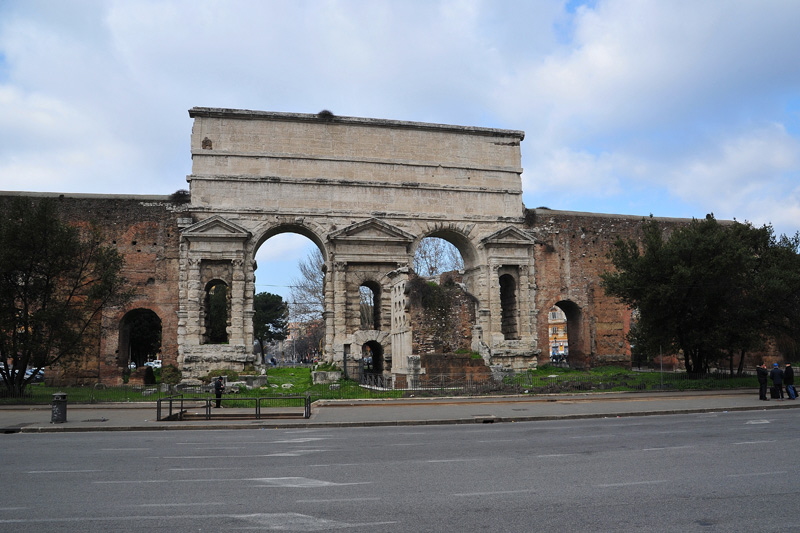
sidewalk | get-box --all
[1,389,797,433]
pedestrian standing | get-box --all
[769,363,784,399]
[784,363,795,400]
[214,376,225,408]
[757,363,769,401]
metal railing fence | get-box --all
[0,369,757,405]
[156,394,311,421]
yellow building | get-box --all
[548,306,569,362]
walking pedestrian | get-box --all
[784,363,795,400]
[769,363,784,399]
[757,363,769,401]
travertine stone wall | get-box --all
[4,108,704,385]
[180,108,540,378]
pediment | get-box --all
[480,226,534,247]
[330,218,415,243]
[182,215,251,240]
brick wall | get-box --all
[0,193,185,385]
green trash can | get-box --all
[51,392,67,423]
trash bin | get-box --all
[51,392,67,424]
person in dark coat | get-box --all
[757,363,769,401]
[784,363,795,399]
[769,363,784,399]
[214,376,225,408]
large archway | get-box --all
[253,228,327,365]
[119,309,162,369]
[553,300,586,369]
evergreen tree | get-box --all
[253,292,288,360]
[0,198,131,394]
[601,216,800,374]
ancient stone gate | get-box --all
[4,107,657,386]
[178,107,545,382]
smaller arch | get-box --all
[359,280,382,330]
[362,340,384,374]
[553,300,585,368]
[410,224,477,271]
[499,273,519,340]
[119,308,162,368]
[252,220,328,260]
[204,279,229,344]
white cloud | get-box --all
[666,123,800,231]
[0,0,798,237]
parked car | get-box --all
[24,368,44,383]
[144,360,162,369]
[128,361,137,369]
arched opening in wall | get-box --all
[254,231,325,364]
[413,236,465,277]
[204,280,229,344]
[359,281,381,330]
[360,340,386,387]
[554,300,583,368]
[499,273,519,340]
[119,309,162,369]
[547,306,568,365]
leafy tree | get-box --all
[253,292,288,360]
[0,198,131,395]
[601,215,800,374]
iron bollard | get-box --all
[51,392,67,423]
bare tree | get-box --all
[288,248,325,324]
[413,237,464,277]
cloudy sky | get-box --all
[1,0,799,300]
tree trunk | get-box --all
[736,349,745,376]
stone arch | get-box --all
[204,279,229,344]
[118,308,162,368]
[252,219,329,260]
[411,222,478,269]
[350,330,391,382]
[358,278,382,331]
[553,299,588,369]
[499,272,519,340]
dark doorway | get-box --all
[119,309,162,369]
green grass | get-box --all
[0,366,757,405]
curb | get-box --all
[8,401,798,434]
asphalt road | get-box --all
[2,409,799,532]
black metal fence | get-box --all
[156,394,311,421]
[0,370,756,406]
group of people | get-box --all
[756,362,795,401]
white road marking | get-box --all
[0,512,397,530]
[733,440,776,445]
[306,463,361,468]
[296,498,381,503]
[727,471,787,477]
[453,489,536,497]
[641,445,694,451]
[125,502,224,507]
[250,477,371,488]
[26,469,101,474]
[596,480,667,488]
[162,449,328,459]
